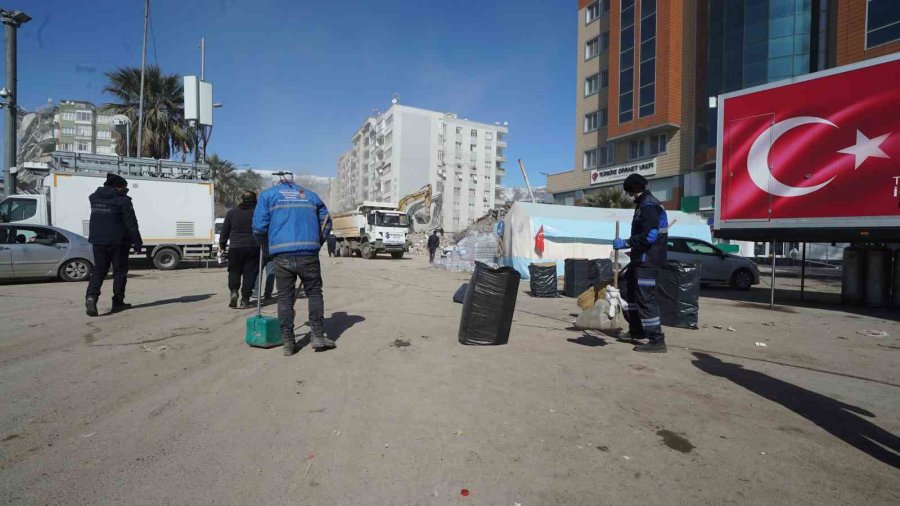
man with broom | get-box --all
[613,174,669,353]
[253,172,334,356]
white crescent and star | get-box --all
[746,116,892,197]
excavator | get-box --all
[397,184,440,232]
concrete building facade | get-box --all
[335,103,508,233]
[56,101,116,156]
[550,0,900,216]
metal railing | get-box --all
[49,151,210,181]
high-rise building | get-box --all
[551,0,899,215]
[550,0,698,209]
[55,101,116,156]
[335,103,508,233]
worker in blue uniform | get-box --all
[613,174,669,353]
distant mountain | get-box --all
[258,170,335,209]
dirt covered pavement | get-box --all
[1,255,899,505]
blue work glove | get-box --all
[613,238,628,250]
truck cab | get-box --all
[0,194,49,226]
[332,202,411,259]
[366,209,409,257]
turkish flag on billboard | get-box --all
[720,56,900,223]
[535,225,544,256]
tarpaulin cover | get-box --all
[564,259,592,297]
[453,283,468,304]
[528,263,558,297]
[619,261,701,329]
[458,262,521,346]
[656,262,701,329]
[499,202,713,279]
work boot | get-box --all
[85,297,98,317]
[311,330,336,351]
[239,297,253,309]
[111,298,132,313]
[282,333,296,356]
[229,290,239,308]
[633,340,667,353]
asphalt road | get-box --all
[1,254,899,505]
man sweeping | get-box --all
[613,174,669,353]
[252,172,334,356]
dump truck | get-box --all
[0,151,215,270]
[331,201,410,259]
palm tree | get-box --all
[207,154,241,207]
[102,65,194,160]
[581,187,633,209]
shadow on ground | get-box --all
[700,286,898,322]
[324,312,365,342]
[130,293,215,309]
[691,352,900,470]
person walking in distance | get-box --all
[613,174,669,353]
[326,233,337,257]
[427,230,440,263]
[85,173,142,317]
[253,172,334,356]
[220,191,261,308]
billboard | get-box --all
[591,159,656,186]
[715,53,900,241]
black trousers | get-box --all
[228,247,260,300]
[623,263,665,342]
[273,255,324,337]
[428,248,437,263]
[86,244,130,301]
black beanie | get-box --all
[104,173,128,188]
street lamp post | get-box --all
[1,8,31,197]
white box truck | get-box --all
[332,201,410,259]
[0,152,215,270]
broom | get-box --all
[576,221,619,310]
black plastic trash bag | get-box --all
[528,263,558,297]
[656,261,701,329]
[453,283,468,304]
[588,259,613,286]
[564,258,592,297]
[458,262,521,345]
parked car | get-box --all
[0,224,94,282]
[666,236,760,290]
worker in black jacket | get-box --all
[85,173,143,317]
[220,191,260,308]
[427,230,441,263]
[613,174,669,353]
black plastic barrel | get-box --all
[458,262,521,346]
[528,263,558,297]
[841,246,866,305]
[894,250,900,309]
[865,247,892,308]
[564,258,592,297]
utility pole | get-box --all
[517,159,537,204]
[1,8,30,197]
[136,0,149,159]
[200,37,205,80]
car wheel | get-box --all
[153,248,182,270]
[60,259,92,282]
[730,268,754,290]
[391,252,404,259]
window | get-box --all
[61,143,74,151]
[470,129,477,138]
[438,133,444,144]
[97,115,110,125]
[385,114,393,127]
[584,144,615,169]
[384,132,392,145]
[468,189,476,198]
[456,126,463,135]
[76,141,91,152]
[619,0,636,123]
[600,108,608,127]
[454,187,461,196]
[97,130,111,139]
[0,198,37,222]
[585,71,607,96]
[867,0,900,48]
[629,139,646,160]
[586,0,609,24]
[629,134,666,159]
[455,141,462,159]
[585,32,610,60]
[76,125,92,137]
[62,127,75,136]
[75,110,92,122]
[485,131,493,141]
[584,111,599,133]
[649,134,666,155]
[470,144,476,152]
[438,149,445,164]
[638,0,657,117]
[61,111,76,121]
[685,240,719,256]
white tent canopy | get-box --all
[499,202,712,279]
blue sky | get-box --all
[3,0,576,187]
